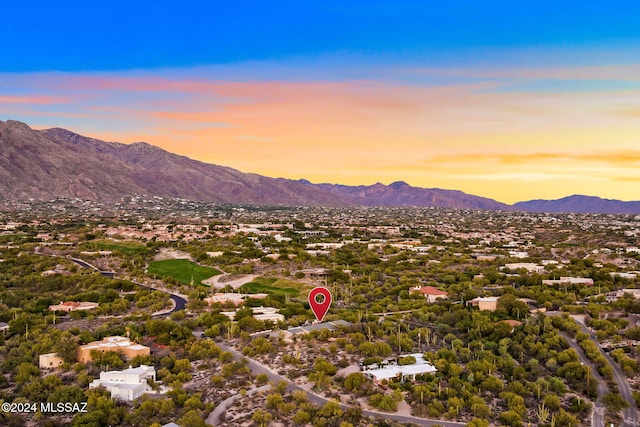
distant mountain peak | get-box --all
[389,180,409,189]
[1,120,32,130]
[514,194,640,214]
[3,120,638,213]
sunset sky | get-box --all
[2,1,640,204]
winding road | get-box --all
[202,273,257,290]
[569,315,638,427]
[559,331,608,427]
[211,341,466,427]
[68,257,187,315]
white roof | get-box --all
[363,353,437,381]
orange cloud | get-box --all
[7,68,639,204]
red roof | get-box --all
[61,301,80,307]
[412,286,448,296]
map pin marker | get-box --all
[309,287,332,322]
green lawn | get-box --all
[84,239,148,255]
[241,277,312,296]
[148,259,221,286]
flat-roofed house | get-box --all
[39,353,65,370]
[77,336,150,363]
[466,297,499,311]
[363,354,437,384]
[48,301,99,312]
[89,365,156,401]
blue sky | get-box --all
[2,1,640,72]
[2,1,640,203]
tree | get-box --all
[603,392,628,415]
[498,410,523,427]
[344,372,367,394]
[14,362,40,384]
[251,409,272,427]
[55,331,79,364]
[293,410,311,425]
[177,409,208,427]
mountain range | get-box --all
[1,119,638,214]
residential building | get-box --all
[39,353,65,370]
[220,306,285,322]
[363,354,437,384]
[409,286,449,303]
[610,272,637,280]
[204,293,268,307]
[283,320,351,341]
[542,277,594,286]
[48,301,100,312]
[89,365,156,401]
[466,297,499,311]
[77,336,150,363]
[502,263,545,274]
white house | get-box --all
[542,277,594,286]
[89,365,156,401]
[363,354,437,384]
[502,263,545,274]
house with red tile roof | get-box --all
[410,286,449,303]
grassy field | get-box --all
[84,239,148,255]
[148,259,221,286]
[241,277,312,296]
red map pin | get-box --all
[309,287,332,322]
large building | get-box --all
[221,306,285,322]
[48,301,99,312]
[89,365,156,401]
[204,293,268,306]
[77,336,150,363]
[363,354,437,384]
[542,277,594,286]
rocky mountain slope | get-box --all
[2,120,638,213]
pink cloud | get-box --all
[0,95,67,105]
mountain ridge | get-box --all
[513,194,640,214]
[1,120,639,213]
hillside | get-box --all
[2,120,639,213]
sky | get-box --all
[2,1,640,204]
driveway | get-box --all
[213,342,467,427]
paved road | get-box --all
[68,256,187,315]
[203,273,257,290]
[133,280,187,314]
[569,315,638,427]
[559,331,608,427]
[213,342,466,427]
